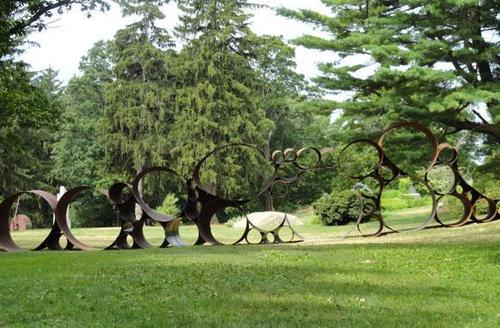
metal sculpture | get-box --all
[0,121,498,252]
[0,190,57,252]
[269,121,499,236]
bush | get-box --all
[313,190,365,226]
[155,194,180,217]
[474,173,500,199]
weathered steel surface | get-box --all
[0,190,57,251]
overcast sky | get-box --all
[19,0,340,84]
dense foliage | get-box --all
[0,62,61,196]
[155,193,180,217]
[0,0,498,227]
[279,0,499,133]
[101,3,175,181]
[313,189,363,226]
[171,0,269,200]
[281,0,499,216]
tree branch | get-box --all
[472,109,490,125]
[8,0,74,37]
[442,118,500,139]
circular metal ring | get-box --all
[0,190,57,252]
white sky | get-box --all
[19,0,338,84]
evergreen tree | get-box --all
[101,3,175,182]
[279,1,500,137]
[172,0,270,199]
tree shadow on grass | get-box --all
[0,242,498,327]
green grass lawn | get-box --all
[1,209,499,327]
[7,206,445,249]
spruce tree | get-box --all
[172,0,270,199]
[101,3,175,182]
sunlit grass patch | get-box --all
[2,210,499,327]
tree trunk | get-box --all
[466,6,499,120]
[442,118,500,138]
[467,6,493,83]
[263,191,275,212]
[263,130,275,211]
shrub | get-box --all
[309,215,322,225]
[155,194,180,217]
[313,190,365,226]
[474,173,500,199]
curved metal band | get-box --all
[378,121,440,174]
[192,143,277,202]
[54,186,112,250]
[338,139,384,179]
[0,190,57,252]
[132,166,186,223]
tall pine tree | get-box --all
[280,0,500,195]
[280,1,500,136]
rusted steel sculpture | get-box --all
[131,145,304,246]
[269,121,499,237]
[0,121,498,252]
[0,191,57,252]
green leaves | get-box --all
[0,1,113,57]
[0,62,62,196]
[51,42,112,189]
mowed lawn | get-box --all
[1,211,499,327]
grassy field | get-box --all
[1,209,499,327]
[7,206,455,248]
